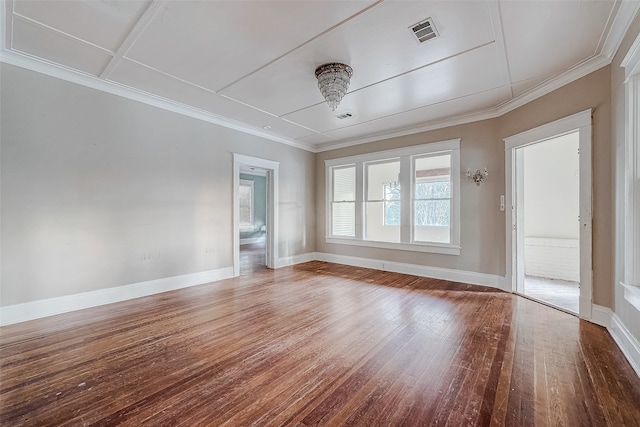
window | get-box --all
[325,139,461,255]
[366,160,401,243]
[414,154,451,244]
[239,179,254,232]
[383,183,401,226]
[331,165,356,237]
[621,37,640,309]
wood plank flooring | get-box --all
[1,261,639,426]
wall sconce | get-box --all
[466,167,488,185]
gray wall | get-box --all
[239,173,266,239]
[0,63,315,306]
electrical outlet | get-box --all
[500,195,505,211]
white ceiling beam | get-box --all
[488,0,514,98]
[99,0,166,80]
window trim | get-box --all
[325,139,461,255]
[620,33,640,310]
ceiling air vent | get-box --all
[335,112,353,120]
[410,18,438,44]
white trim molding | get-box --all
[503,109,593,320]
[277,252,318,268]
[2,1,637,155]
[618,33,640,311]
[591,304,613,328]
[325,139,461,255]
[610,314,640,378]
[0,266,234,326]
[313,252,508,291]
[233,154,279,277]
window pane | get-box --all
[332,202,355,236]
[367,161,400,200]
[414,154,451,198]
[416,181,450,199]
[414,200,450,243]
[384,200,401,226]
[365,160,401,243]
[415,154,450,175]
[333,166,355,202]
[415,200,450,226]
[366,201,400,243]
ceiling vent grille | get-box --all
[335,112,353,120]
[410,18,438,43]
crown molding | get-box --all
[603,0,640,61]
[0,49,317,153]
[313,53,612,153]
[2,0,636,155]
[314,108,497,152]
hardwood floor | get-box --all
[1,262,639,426]
[240,241,267,275]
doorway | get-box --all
[516,133,580,313]
[504,110,592,319]
[239,167,268,274]
[233,154,279,277]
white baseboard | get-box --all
[0,266,234,326]
[591,304,612,328]
[277,252,319,268]
[313,252,507,291]
[610,314,640,378]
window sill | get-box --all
[622,282,640,313]
[325,237,461,255]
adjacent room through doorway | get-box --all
[239,167,268,275]
[519,131,580,313]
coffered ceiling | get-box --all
[2,1,638,152]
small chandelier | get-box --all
[315,63,353,111]
[466,167,488,185]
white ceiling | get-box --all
[2,0,638,152]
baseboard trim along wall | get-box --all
[591,304,613,328]
[610,313,640,378]
[0,267,234,326]
[277,252,318,268]
[311,252,509,291]
[4,253,639,380]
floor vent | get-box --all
[410,18,438,43]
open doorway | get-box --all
[505,110,592,319]
[239,167,267,275]
[233,154,279,277]
[517,132,580,313]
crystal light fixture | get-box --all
[466,167,488,185]
[315,63,353,111]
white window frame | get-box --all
[239,179,254,232]
[325,139,461,255]
[412,172,452,240]
[330,164,357,237]
[620,33,640,310]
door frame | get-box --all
[233,153,279,276]
[504,109,593,318]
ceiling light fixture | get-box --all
[315,63,353,111]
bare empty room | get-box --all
[1,1,640,425]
